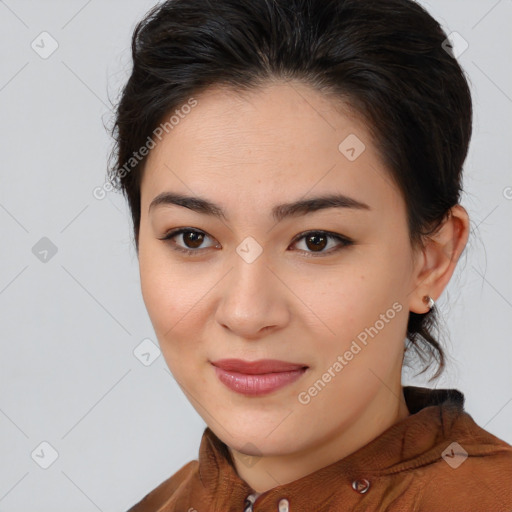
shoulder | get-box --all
[127,459,199,512]
[415,420,512,511]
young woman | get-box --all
[107,0,512,510]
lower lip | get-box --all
[213,366,308,396]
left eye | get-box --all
[159,228,353,257]
[291,231,352,256]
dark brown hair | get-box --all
[107,0,473,380]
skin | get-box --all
[137,80,470,493]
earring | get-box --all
[423,295,435,310]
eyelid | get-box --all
[159,227,353,257]
[290,230,353,257]
[159,228,219,253]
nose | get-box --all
[215,250,291,339]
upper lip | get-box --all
[211,358,308,374]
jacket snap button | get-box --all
[352,478,371,494]
[278,498,290,511]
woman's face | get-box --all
[138,81,421,457]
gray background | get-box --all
[0,0,511,510]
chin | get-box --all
[218,423,304,457]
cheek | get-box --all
[139,255,208,381]
[139,246,204,340]
[304,264,388,324]
[305,255,408,357]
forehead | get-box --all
[140,81,401,218]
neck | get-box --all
[229,383,410,493]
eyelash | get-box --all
[158,228,353,258]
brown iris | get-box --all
[183,231,205,249]
[304,233,327,252]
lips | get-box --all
[210,358,308,374]
[210,359,309,396]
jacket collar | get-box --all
[196,386,468,505]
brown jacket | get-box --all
[127,386,512,511]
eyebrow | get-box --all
[148,191,371,222]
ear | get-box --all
[408,205,470,314]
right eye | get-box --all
[159,228,219,256]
